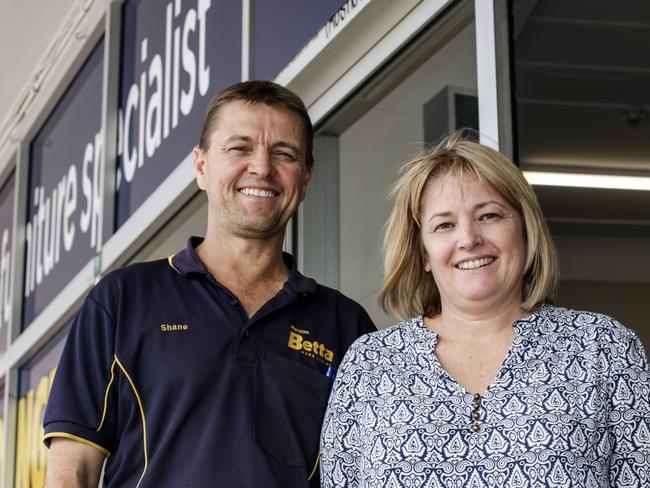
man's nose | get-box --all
[247,149,274,177]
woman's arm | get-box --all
[608,333,650,487]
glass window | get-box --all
[309,7,477,328]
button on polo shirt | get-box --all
[43,237,375,487]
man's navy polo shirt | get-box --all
[43,237,375,487]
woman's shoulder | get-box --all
[344,316,426,359]
[537,304,634,336]
[534,304,645,358]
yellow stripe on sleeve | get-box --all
[114,355,149,488]
[43,432,111,457]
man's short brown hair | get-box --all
[199,80,314,166]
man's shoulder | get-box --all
[314,282,374,321]
[100,256,172,283]
[312,282,365,309]
[87,256,179,302]
[289,278,376,338]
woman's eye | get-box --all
[480,212,501,221]
[434,222,454,232]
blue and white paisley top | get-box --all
[320,304,650,487]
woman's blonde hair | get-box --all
[379,130,559,320]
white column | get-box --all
[475,0,513,157]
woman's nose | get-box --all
[458,221,483,249]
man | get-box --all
[43,81,375,487]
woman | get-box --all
[320,132,650,487]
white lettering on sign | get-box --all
[80,131,103,248]
[0,226,12,329]
[325,0,368,40]
[24,128,103,299]
[117,0,212,188]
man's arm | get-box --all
[45,437,105,488]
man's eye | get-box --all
[229,146,250,154]
[273,151,297,161]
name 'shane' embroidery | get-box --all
[160,323,189,332]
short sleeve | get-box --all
[43,295,117,456]
[608,332,650,487]
[320,341,368,487]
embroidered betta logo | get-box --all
[287,325,334,364]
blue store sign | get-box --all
[116,0,241,226]
[254,0,345,80]
[24,39,105,327]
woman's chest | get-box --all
[356,356,610,487]
[359,350,609,452]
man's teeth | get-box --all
[456,257,495,270]
[240,188,276,197]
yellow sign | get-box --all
[0,415,4,485]
[15,367,56,488]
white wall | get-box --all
[0,0,77,128]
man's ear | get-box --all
[300,163,314,201]
[193,146,207,190]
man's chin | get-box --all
[230,219,287,239]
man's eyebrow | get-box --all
[222,135,253,145]
[221,136,301,155]
[271,141,302,154]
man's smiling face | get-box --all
[194,100,312,239]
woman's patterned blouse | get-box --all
[320,304,650,487]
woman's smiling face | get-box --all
[420,171,527,313]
